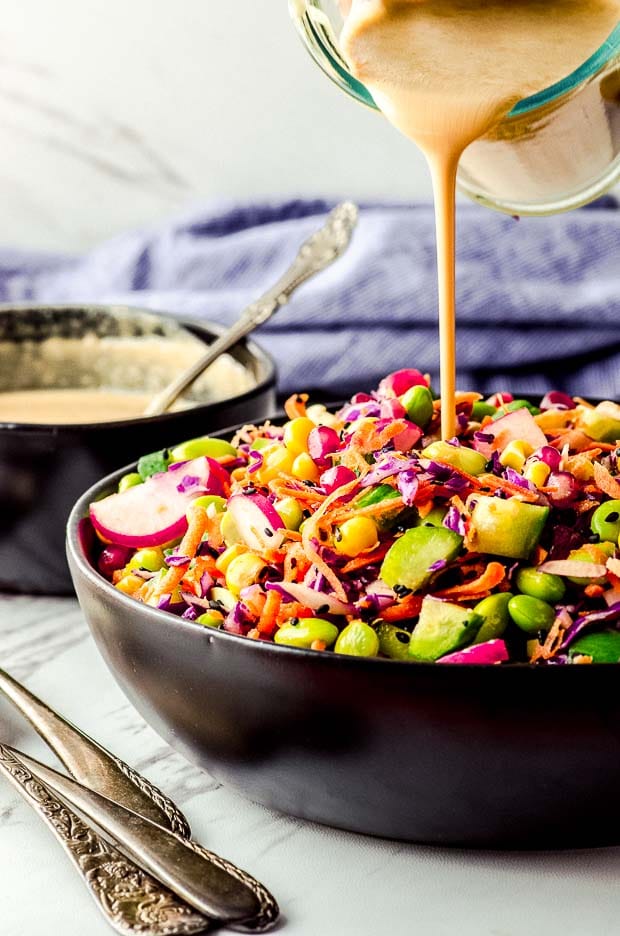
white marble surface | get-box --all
[2,592,620,936]
[0,1,432,253]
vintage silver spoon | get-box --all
[143,201,359,417]
[0,667,278,933]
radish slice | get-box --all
[537,560,608,578]
[379,369,428,398]
[438,639,509,665]
[266,581,352,615]
[227,493,285,551]
[90,456,227,548]
[475,408,547,456]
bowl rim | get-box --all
[0,302,276,433]
[65,406,610,672]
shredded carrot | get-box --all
[531,545,548,566]
[310,639,327,652]
[151,504,208,600]
[474,473,540,502]
[284,393,309,420]
[300,478,360,602]
[432,561,506,599]
[584,584,605,599]
[530,608,572,662]
[257,589,281,635]
[593,462,620,499]
[380,594,423,623]
[340,543,392,575]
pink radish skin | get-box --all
[379,369,428,398]
[227,492,285,551]
[90,456,228,548]
[439,639,509,665]
[473,408,547,458]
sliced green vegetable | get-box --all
[170,436,237,462]
[408,596,481,662]
[469,496,549,559]
[422,441,487,476]
[578,402,620,444]
[380,526,463,592]
[590,499,620,543]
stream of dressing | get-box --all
[340,0,619,437]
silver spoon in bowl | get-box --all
[143,201,359,418]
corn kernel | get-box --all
[334,516,379,557]
[291,452,320,483]
[499,440,534,471]
[283,417,316,455]
[524,460,551,487]
[215,543,247,574]
[225,553,267,597]
[256,445,296,484]
[115,573,145,596]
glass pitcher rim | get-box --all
[291,3,620,119]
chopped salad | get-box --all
[89,369,620,664]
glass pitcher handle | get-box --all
[288,0,379,110]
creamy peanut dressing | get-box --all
[340,0,619,437]
[0,389,158,424]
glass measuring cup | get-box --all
[290,1,620,215]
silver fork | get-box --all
[0,667,278,934]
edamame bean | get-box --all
[275,496,304,531]
[334,620,379,657]
[515,567,566,603]
[190,495,227,516]
[508,595,556,634]
[590,499,620,543]
[471,401,498,421]
[196,611,224,629]
[274,618,339,649]
[118,472,143,493]
[127,548,166,572]
[401,385,434,429]
[170,436,237,463]
[473,592,513,643]
[376,622,411,660]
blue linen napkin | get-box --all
[1,197,618,400]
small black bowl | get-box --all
[0,304,276,594]
[67,421,620,850]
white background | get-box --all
[0,0,433,252]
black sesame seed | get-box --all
[244,486,257,495]
[588,533,601,543]
[290,558,297,569]
[334,528,343,542]
[264,528,274,537]
[289,617,300,626]
[396,631,409,644]
[605,511,619,524]
[394,584,413,598]
[317,604,330,614]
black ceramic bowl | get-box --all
[67,420,620,850]
[0,304,276,595]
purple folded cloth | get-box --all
[1,196,618,398]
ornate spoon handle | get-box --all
[143,200,359,416]
[0,744,209,936]
[0,666,190,837]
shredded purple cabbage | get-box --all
[443,505,466,536]
[165,554,191,567]
[560,602,620,649]
[428,558,447,572]
[360,455,418,488]
[248,450,264,474]
[397,469,419,506]
[176,475,203,494]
